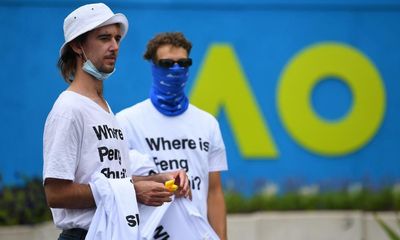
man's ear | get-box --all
[69,41,83,55]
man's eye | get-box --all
[98,35,111,41]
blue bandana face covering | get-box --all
[150,63,189,116]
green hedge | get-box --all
[225,188,400,213]
[0,176,52,225]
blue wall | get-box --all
[1,0,399,194]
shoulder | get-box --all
[186,104,222,133]
[47,91,83,120]
[44,91,87,133]
[188,103,218,124]
[116,99,151,122]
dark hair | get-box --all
[143,32,192,62]
[57,33,87,83]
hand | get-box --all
[133,179,173,206]
[161,170,192,200]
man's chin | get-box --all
[100,66,115,73]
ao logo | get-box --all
[190,42,385,158]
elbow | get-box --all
[44,184,64,208]
[44,188,58,208]
[46,200,56,208]
[43,178,71,208]
[46,198,58,208]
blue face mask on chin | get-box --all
[76,45,115,81]
[82,59,115,81]
[150,63,189,116]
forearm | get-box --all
[208,189,227,240]
[132,174,165,183]
[44,178,95,209]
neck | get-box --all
[69,68,104,98]
[68,67,109,112]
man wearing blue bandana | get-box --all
[116,32,228,240]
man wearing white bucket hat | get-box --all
[43,3,190,240]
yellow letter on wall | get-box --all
[190,44,278,158]
[278,42,386,156]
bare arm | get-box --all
[132,173,168,183]
[44,178,95,209]
[207,172,227,240]
[45,176,172,208]
[45,170,189,208]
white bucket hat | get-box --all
[60,3,129,56]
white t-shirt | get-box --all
[43,91,131,230]
[116,99,228,218]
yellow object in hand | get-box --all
[165,179,178,192]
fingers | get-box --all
[172,170,191,199]
[178,170,186,188]
[174,187,192,200]
[187,188,192,200]
[181,171,191,198]
[173,170,186,187]
[159,170,192,199]
[134,181,174,206]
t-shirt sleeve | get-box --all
[43,114,81,181]
[128,149,158,176]
[208,119,228,172]
[115,112,135,150]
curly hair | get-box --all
[143,32,192,62]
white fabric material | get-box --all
[139,197,219,240]
[116,99,228,219]
[128,151,219,239]
[129,149,155,176]
[43,91,131,230]
[86,175,140,240]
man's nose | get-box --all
[110,38,119,51]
